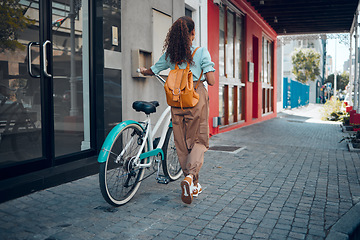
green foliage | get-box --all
[324,72,349,91]
[0,0,33,52]
[291,48,321,84]
[320,97,344,121]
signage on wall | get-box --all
[112,26,118,46]
[248,62,254,82]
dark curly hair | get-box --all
[163,16,194,65]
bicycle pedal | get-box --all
[156,175,170,184]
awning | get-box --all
[246,0,360,35]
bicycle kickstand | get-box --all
[155,155,170,184]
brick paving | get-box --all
[0,104,359,240]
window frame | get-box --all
[261,35,274,115]
[218,2,245,127]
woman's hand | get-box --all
[140,67,154,76]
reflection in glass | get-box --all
[235,15,243,80]
[52,0,89,156]
[219,6,225,77]
[263,38,268,83]
[268,41,273,84]
[228,86,233,123]
[219,85,225,126]
[226,10,234,78]
[0,1,42,165]
[269,89,273,112]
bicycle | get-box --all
[98,73,182,206]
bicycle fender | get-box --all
[140,148,164,161]
[98,120,143,163]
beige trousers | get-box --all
[171,82,209,185]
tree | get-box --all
[291,48,321,84]
[324,72,349,91]
[0,0,33,52]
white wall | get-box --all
[185,0,208,48]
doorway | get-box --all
[0,0,91,178]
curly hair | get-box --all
[163,16,194,65]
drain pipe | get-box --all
[349,28,353,106]
[348,31,354,106]
[358,16,360,113]
[354,21,359,111]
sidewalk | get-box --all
[1,104,359,240]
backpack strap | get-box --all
[192,47,200,57]
[185,47,201,69]
[194,70,203,90]
[192,47,202,90]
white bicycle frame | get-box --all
[122,73,170,168]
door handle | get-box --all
[42,40,52,77]
[27,42,40,78]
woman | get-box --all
[140,16,215,204]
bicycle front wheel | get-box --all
[99,123,147,206]
[162,127,182,181]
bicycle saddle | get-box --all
[132,101,159,114]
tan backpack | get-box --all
[164,47,203,109]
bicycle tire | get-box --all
[99,123,147,206]
[162,127,182,181]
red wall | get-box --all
[207,0,278,136]
[208,1,220,136]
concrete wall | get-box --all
[119,0,184,124]
[185,0,208,48]
[116,0,207,126]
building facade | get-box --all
[0,0,277,202]
[207,0,277,135]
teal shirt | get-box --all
[150,45,215,81]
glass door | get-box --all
[51,0,90,157]
[0,1,43,171]
[0,0,90,178]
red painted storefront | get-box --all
[207,0,278,136]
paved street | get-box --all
[1,104,359,240]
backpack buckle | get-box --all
[172,88,181,96]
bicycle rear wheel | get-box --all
[162,127,182,181]
[99,123,147,206]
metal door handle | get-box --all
[27,42,40,78]
[42,40,52,77]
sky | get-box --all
[326,38,350,73]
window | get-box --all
[219,4,244,126]
[261,36,274,114]
[185,7,192,18]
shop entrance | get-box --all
[0,0,90,179]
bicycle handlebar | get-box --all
[136,68,166,84]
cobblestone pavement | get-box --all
[1,104,359,240]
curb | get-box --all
[348,143,360,152]
[326,202,360,240]
[340,124,355,133]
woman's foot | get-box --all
[180,175,194,204]
[193,183,202,197]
